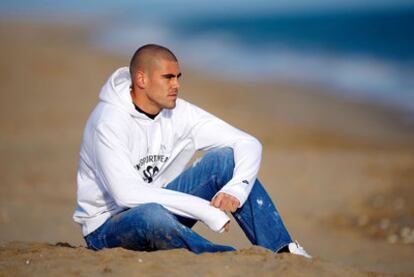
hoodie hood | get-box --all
[99,67,154,120]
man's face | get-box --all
[145,59,181,112]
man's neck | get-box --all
[130,88,160,119]
[133,103,159,120]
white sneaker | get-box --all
[288,241,312,258]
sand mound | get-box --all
[0,241,374,277]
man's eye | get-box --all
[162,73,181,79]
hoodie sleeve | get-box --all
[186,102,262,206]
[93,120,230,233]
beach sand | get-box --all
[1,20,414,276]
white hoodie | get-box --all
[73,67,262,236]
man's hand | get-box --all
[211,192,240,213]
[223,221,230,232]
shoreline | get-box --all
[1,18,414,276]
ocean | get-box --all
[2,1,414,113]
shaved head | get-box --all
[129,44,178,81]
[129,44,181,114]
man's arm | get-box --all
[93,121,230,233]
[185,101,262,210]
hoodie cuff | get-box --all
[203,207,230,233]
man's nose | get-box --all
[172,78,180,89]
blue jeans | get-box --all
[85,148,293,254]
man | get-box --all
[73,44,310,257]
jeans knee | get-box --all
[207,147,235,183]
[217,147,234,162]
[135,203,168,219]
[135,203,178,231]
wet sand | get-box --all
[1,20,414,276]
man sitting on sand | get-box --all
[73,44,310,257]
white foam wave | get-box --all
[93,23,414,114]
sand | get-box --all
[0,19,414,276]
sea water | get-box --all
[2,1,414,114]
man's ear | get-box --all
[135,71,146,89]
